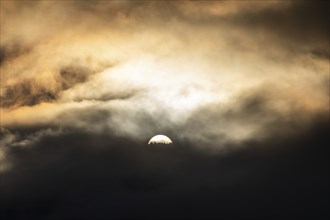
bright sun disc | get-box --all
[148,135,173,144]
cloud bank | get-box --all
[0,1,329,219]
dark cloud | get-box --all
[229,1,330,49]
[0,43,32,66]
[0,63,117,108]
[1,80,56,108]
[59,65,90,90]
[1,116,329,219]
[311,48,330,60]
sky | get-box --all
[0,1,329,219]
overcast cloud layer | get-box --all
[1,1,329,219]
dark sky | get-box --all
[1,1,329,219]
[1,117,329,219]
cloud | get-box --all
[0,42,32,66]
[1,117,329,219]
[1,7,328,158]
[0,2,329,218]
[231,1,330,47]
[0,61,115,108]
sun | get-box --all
[148,135,173,145]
